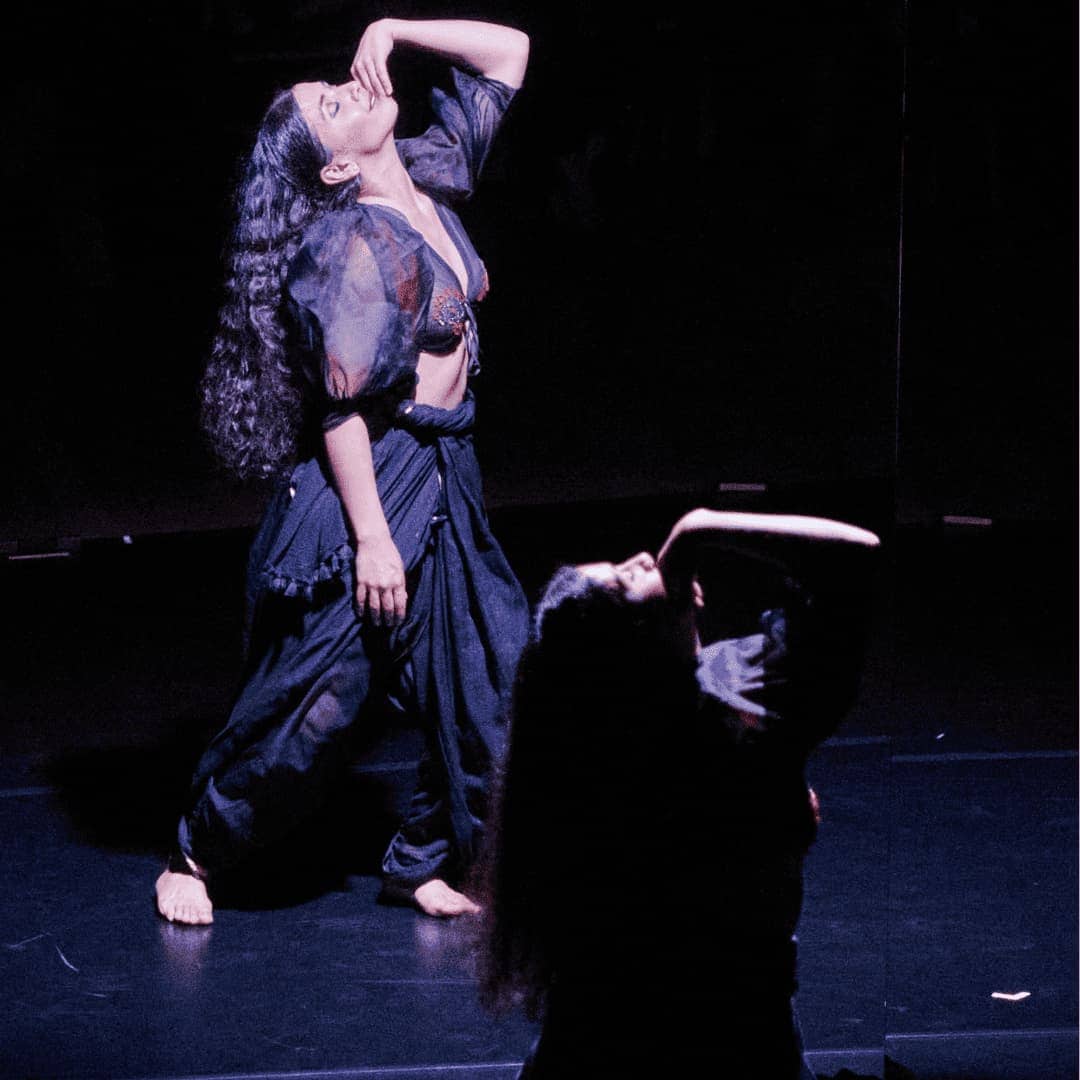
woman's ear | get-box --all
[320,157,361,186]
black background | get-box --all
[0,19,1075,1072]
[4,1,1075,544]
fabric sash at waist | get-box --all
[395,392,475,437]
[252,394,477,601]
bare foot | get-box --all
[413,879,481,917]
[155,869,213,925]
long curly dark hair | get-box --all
[201,89,357,478]
[477,568,699,1019]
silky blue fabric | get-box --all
[177,69,525,890]
[179,395,529,889]
[286,69,512,431]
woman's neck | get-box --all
[355,145,423,212]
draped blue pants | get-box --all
[177,395,529,893]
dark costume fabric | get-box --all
[177,70,528,894]
[285,68,512,430]
[518,574,868,1078]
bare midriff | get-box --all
[355,196,474,413]
[415,342,469,410]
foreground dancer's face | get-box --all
[292,79,398,175]
[576,552,667,603]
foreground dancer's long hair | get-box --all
[480,571,697,1019]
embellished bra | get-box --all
[406,201,490,377]
[284,67,514,431]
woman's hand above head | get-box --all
[657,508,881,616]
[690,578,705,610]
[351,19,529,92]
[657,510,711,607]
[353,531,408,628]
[351,19,397,99]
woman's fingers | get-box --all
[350,51,373,90]
[353,21,394,97]
[360,58,392,99]
[391,583,408,625]
[353,531,405,627]
[358,583,407,627]
[373,57,393,97]
[364,60,381,99]
[375,584,407,627]
[364,585,382,626]
[350,47,392,99]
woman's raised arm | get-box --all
[351,18,530,98]
[657,509,881,603]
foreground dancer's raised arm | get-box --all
[658,508,880,589]
[158,16,531,925]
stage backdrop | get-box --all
[4,2,1071,546]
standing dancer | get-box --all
[156,18,530,925]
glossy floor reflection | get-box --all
[1,498,1076,1079]
[2,796,533,1079]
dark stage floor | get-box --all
[2,492,1076,1079]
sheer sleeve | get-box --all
[697,603,861,753]
[397,67,516,203]
[286,209,431,429]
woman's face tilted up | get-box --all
[292,79,399,179]
[576,552,667,603]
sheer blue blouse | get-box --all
[285,68,515,430]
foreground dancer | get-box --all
[480,510,880,1077]
[156,18,530,925]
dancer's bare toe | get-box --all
[155,870,213,925]
[413,878,481,917]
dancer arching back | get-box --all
[157,18,531,926]
[480,509,880,1077]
